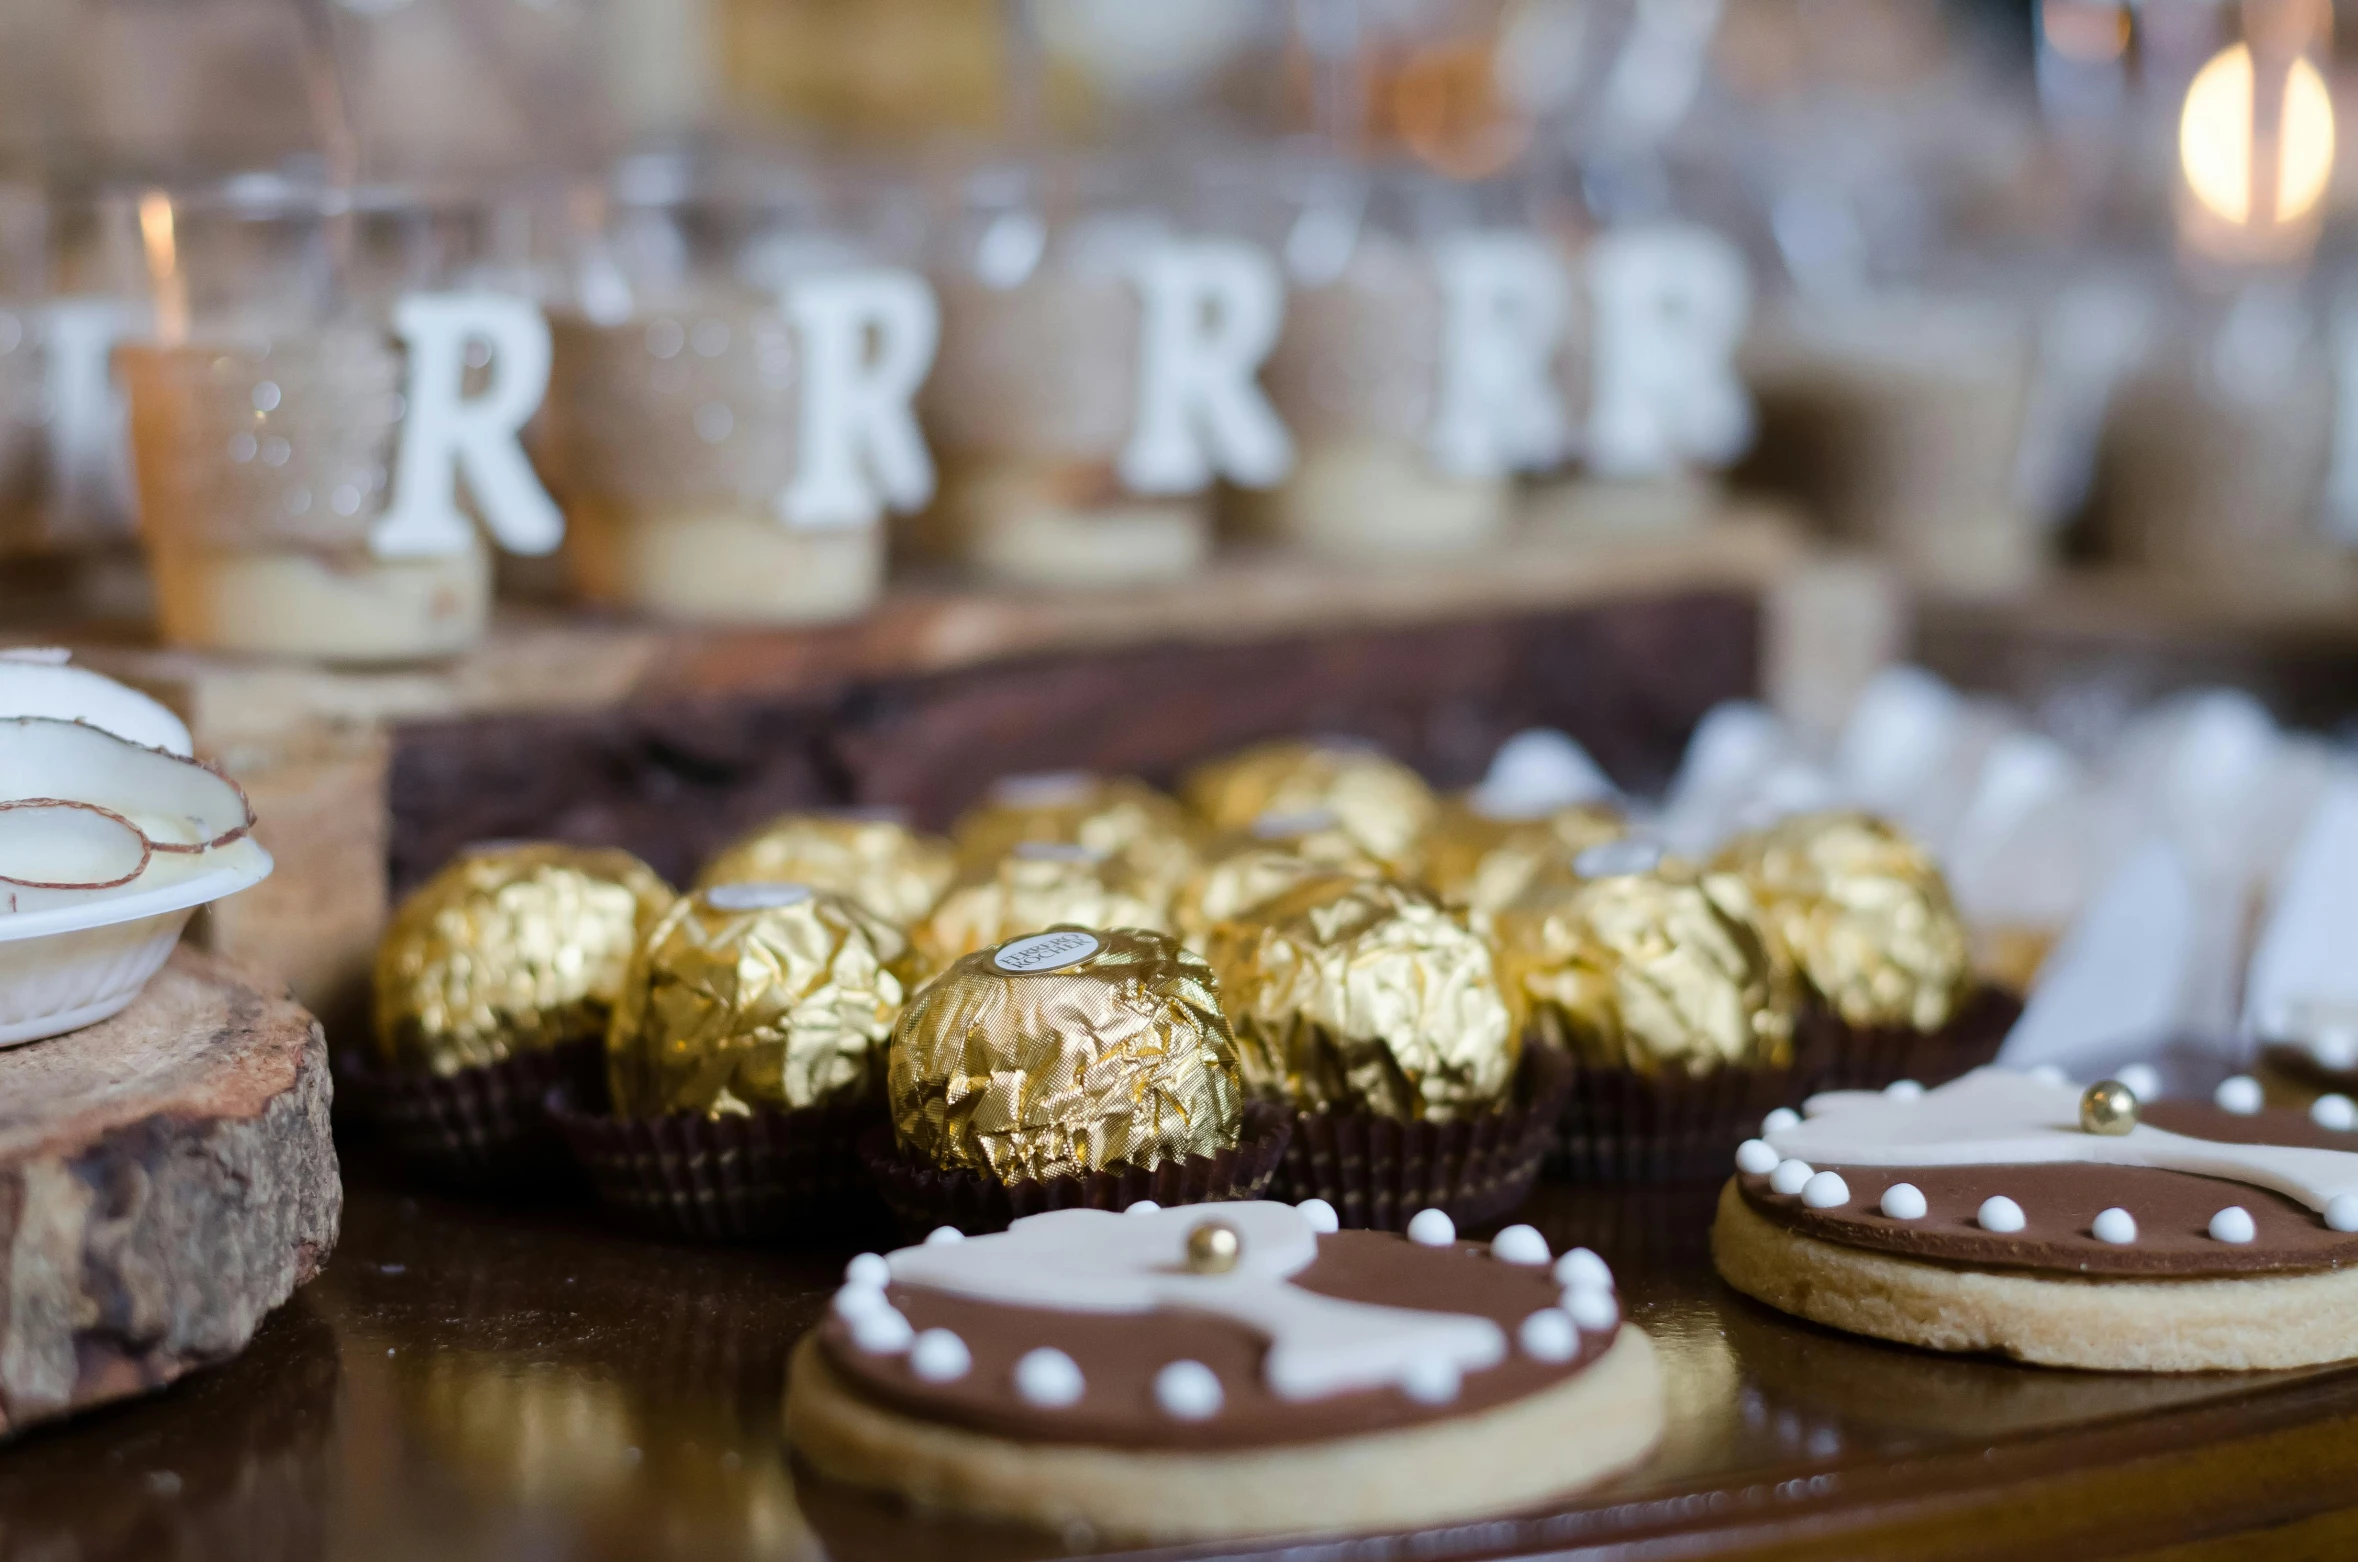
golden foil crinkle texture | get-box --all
[950,772,1199,899]
[1170,809,1384,949]
[889,926,1244,1181]
[1711,810,1971,1033]
[373,843,674,1076]
[606,883,912,1119]
[1421,797,1628,914]
[914,842,1173,974]
[1180,740,1435,870]
[1493,863,1796,1075]
[695,811,954,927]
[1205,875,1516,1121]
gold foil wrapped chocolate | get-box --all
[1421,797,1628,913]
[1170,809,1384,949]
[374,844,674,1076]
[1180,740,1435,870]
[1493,860,1795,1075]
[951,772,1199,899]
[1205,875,1514,1121]
[914,842,1173,973]
[695,811,954,927]
[1711,811,1971,1033]
[606,882,911,1118]
[889,926,1243,1181]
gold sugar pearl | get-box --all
[2080,1079,2140,1136]
[1185,1220,1243,1275]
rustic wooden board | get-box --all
[0,947,339,1436]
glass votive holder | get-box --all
[533,160,891,625]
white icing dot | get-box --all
[909,1329,971,1382]
[1801,1171,1851,1210]
[1153,1360,1223,1421]
[2314,1028,2358,1071]
[2215,1075,2264,1115]
[1518,1309,1579,1363]
[1762,1107,1802,1135]
[2313,1094,2358,1132]
[844,1253,890,1288]
[1563,1284,1619,1333]
[925,1226,967,1245]
[1977,1196,2027,1234]
[1406,1208,1456,1247]
[1124,1199,1162,1215]
[1883,1079,1924,1100]
[831,1283,889,1321]
[2209,1206,2257,1245]
[2327,1194,2358,1233]
[851,1306,914,1354]
[1553,1247,1614,1292]
[1880,1183,1928,1220]
[1295,1197,1340,1234]
[1400,1354,1461,1405]
[1735,1138,1780,1176]
[2092,1207,2138,1245]
[1769,1159,1814,1196]
[2027,1064,2068,1087]
[2115,1063,2162,1102]
[1490,1225,1550,1266]
[1014,1347,1085,1407]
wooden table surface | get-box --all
[4,1150,2355,1562]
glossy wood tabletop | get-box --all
[4,1150,2356,1562]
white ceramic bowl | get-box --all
[0,838,274,1046]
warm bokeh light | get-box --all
[2041,1,2130,66]
[2179,43,2336,227]
[135,190,186,346]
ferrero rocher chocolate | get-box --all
[1711,811,1971,1033]
[694,811,954,927]
[606,882,911,1118]
[1170,809,1384,949]
[1205,875,1514,1121]
[889,926,1244,1181]
[951,772,1199,899]
[373,843,674,1076]
[1421,797,1628,914]
[914,842,1173,973]
[1180,739,1436,871]
[1493,861,1795,1075]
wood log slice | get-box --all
[0,946,338,1435]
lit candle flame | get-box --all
[136,191,188,348]
[2179,43,2336,230]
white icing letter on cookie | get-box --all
[886,1203,1507,1403]
[1769,1068,2358,1216]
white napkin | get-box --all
[1999,839,2198,1074]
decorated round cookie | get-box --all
[784,1200,1663,1542]
[1712,1068,2358,1370]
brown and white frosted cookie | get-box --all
[785,1199,1662,1542]
[1712,1068,2358,1370]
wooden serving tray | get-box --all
[6,1164,2354,1559]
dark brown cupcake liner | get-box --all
[547,1084,890,1244]
[1272,1043,1574,1232]
[335,1037,601,1191]
[1548,1047,1801,1184]
[2257,1043,2358,1102]
[1794,983,2023,1095]
[858,1102,1294,1238]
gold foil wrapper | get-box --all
[1180,740,1435,870]
[1171,810,1384,950]
[1205,875,1515,1121]
[1712,811,1971,1033]
[889,926,1244,1181]
[951,772,1199,900]
[695,812,954,927]
[606,884,912,1119]
[1421,798,1628,913]
[1494,863,1795,1075]
[914,843,1174,974]
[374,844,674,1076]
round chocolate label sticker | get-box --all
[706,881,814,911]
[993,930,1102,974]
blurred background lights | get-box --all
[2180,43,2335,228]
